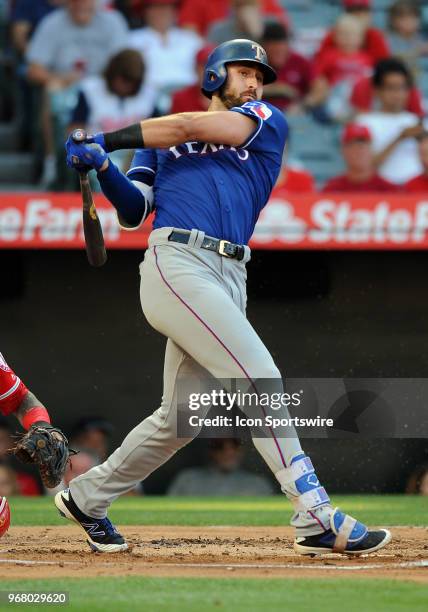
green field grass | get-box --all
[2,496,427,612]
[0,577,427,612]
[7,494,428,527]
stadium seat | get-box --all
[286,115,343,187]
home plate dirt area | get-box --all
[0,526,427,583]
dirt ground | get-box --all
[0,526,427,582]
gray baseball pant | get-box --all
[70,228,328,534]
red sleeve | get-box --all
[315,30,334,62]
[312,49,336,81]
[365,29,390,63]
[0,362,28,416]
[350,76,372,112]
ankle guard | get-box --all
[275,454,330,511]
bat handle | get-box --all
[71,128,89,174]
[71,128,88,144]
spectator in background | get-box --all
[317,0,389,66]
[406,464,428,495]
[306,15,372,123]
[178,0,287,38]
[387,0,428,73]
[356,58,426,185]
[69,49,157,173]
[26,0,128,187]
[10,0,64,57]
[69,416,113,463]
[261,22,313,113]
[322,123,398,192]
[405,132,428,192]
[47,418,113,496]
[10,1,65,151]
[0,462,19,497]
[170,45,214,114]
[167,438,274,496]
[350,73,424,117]
[272,150,315,195]
[27,0,128,90]
[130,0,202,102]
[208,0,271,45]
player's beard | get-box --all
[220,88,255,109]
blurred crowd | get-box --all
[0,0,427,192]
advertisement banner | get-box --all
[1,192,428,250]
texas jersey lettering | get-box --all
[127,100,287,245]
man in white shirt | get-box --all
[356,58,426,185]
[27,0,129,85]
[130,0,202,95]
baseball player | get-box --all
[59,40,391,556]
[0,352,70,487]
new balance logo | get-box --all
[82,522,105,537]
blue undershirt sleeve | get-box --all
[97,161,149,228]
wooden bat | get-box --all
[71,128,107,267]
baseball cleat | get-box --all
[294,508,392,556]
[54,489,128,553]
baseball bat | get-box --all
[71,128,107,267]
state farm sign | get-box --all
[253,195,428,249]
[1,193,428,250]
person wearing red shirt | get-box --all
[261,22,313,112]
[178,0,288,37]
[170,45,214,113]
[322,123,399,192]
[351,73,424,116]
[306,15,372,122]
[317,0,389,65]
[405,132,428,192]
[272,164,315,195]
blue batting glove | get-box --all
[84,132,106,149]
[65,136,108,171]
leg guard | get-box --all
[275,453,332,534]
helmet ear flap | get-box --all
[202,62,228,98]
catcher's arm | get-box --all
[11,392,73,489]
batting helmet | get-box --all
[201,39,277,99]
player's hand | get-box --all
[65,135,108,171]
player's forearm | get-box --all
[15,391,49,427]
[97,161,149,226]
[99,110,252,151]
[100,115,196,152]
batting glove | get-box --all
[65,136,108,171]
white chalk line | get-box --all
[0,558,427,571]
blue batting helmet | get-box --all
[201,39,277,99]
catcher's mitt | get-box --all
[12,423,73,488]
